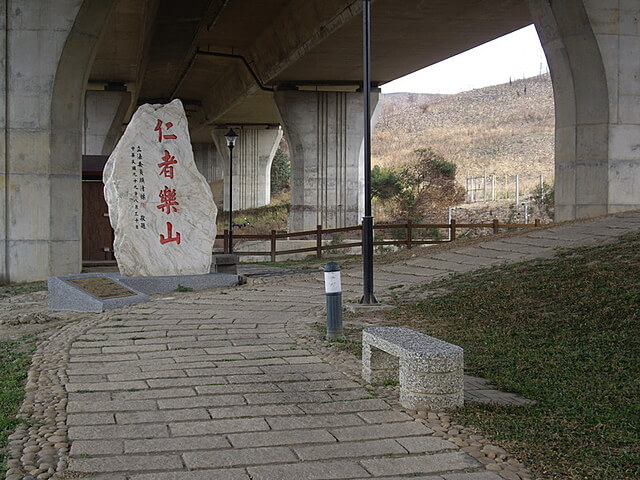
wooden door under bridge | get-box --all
[82,156,115,262]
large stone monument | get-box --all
[103,99,217,276]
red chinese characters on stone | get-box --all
[160,222,181,245]
[154,119,178,143]
[157,150,178,179]
[157,186,179,214]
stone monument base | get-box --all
[49,272,238,313]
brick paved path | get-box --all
[6,211,640,480]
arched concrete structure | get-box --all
[2,0,640,282]
[529,0,640,220]
[0,0,116,282]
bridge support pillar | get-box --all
[274,89,380,231]
[192,143,226,207]
[529,0,640,221]
[84,90,131,156]
[0,0,116,282]
[212,128,283,211]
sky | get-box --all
[381,24,548,95]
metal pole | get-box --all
[361,0,376,304]
[228,145,234,254]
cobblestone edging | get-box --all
[4,311,115,480]
[286,302,534,480]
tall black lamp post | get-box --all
[361,0,377,304]
[225,128,238,253]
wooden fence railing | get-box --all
[217,218,542,261]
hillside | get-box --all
[372,74,555,190]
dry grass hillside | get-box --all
[373,74,555,191]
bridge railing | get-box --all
[216,218,542,261]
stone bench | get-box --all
[362,326,464,410]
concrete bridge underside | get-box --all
[1,0,639,281]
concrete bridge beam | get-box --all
[83,89,131,156]
[529,0,640,220]
[212,128,283,211]
[274,89,380,231]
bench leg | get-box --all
[362,343,398,384]
[398,359,464,410]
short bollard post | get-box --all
[324,262,343,340]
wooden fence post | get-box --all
[493,219,499,235]
[270,230,277,262]
[223,229,229,254]
[316,225,323,259]
[406,219,412,249]
[450,219,456,242]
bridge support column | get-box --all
[0,0,115,282]
[274,90,380,231]
[84,89,131,155]
[529,0,640,221]
[193,143,226,207]
[212,128,283,211]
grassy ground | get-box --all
[334,233,639,479]
[0,336,36,473]
[0,282,47,299]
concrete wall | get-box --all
[529,0,640,220]
[275,90,380,232]
[0,0,116,282]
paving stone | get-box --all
[67,413,115,426]
[294,438,406,461]
[331,421,433,441]
[183,366,264,377]
[442,473,504,480]
[68,424,168,440]
[207,404,305,419]
[145,377,229,388]
[157,394,246,409]
[107,370,190,382]
[115,407,210,424]
[228,428,336,448]
[244,391,333,404]
[194,382,281,395]
[67,400,157,413]
[68,454,182,473]
[241,349,311,359]
[66,381,149,392]
[396,436,458,453]
[300,398,391,414]
[357,410,413,424]
[275,379,359,392]
[247,459,370,480]
[124,435,230,453]
[102,344,167,354]
[111,387,197,400]
[169,417,269,436]
[361,451,479,476]
[265,413,365,430]
[183,446,297,469]
[129,468,250,480]
[69,440,123,456]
